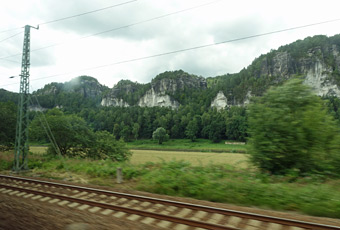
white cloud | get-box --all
[1,0,340,92]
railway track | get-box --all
[0,174,339,230]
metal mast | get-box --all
[13,25,38,172]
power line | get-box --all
[0,30,25,64]
[0,31,23,43]
[0,0,224,60]
[0,31,23,63]
[2,18,340,88]
[38,0,138,26]
[0,58,20,64]
[0,0,139,62]
[0,27,22,34]
[0,0,138,35]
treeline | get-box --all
[2,95,340,148]
[42,94,340,145]
[76,105,248,143]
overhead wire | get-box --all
[0,27,22,35]
[0,0,138,60]
[0,31,23,63]
[0,0,137,34]
[2,17,340,88]
[29,93,71,177]
[29,95,62,157]
[38,0,138,26]
[0,58,20,64]
[0,0,224,61]
[0,31,23,43]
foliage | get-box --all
[137,161,340,218]
[0,102,16,147]
[106,79,150,106]
[126,139,246,153]
[324,96,340,122]
[248,78,340,175]
[132,123,140,140]
[32,76,106,111]
[152,127,169,144]
[29,109,130,161]
[0,89,18,104]
[2,148,340,218]
[185,116,200,141]
[225,107,248,142]
[30,109,94,156]
[90,131,131,161]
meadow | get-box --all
[1,145,340,219]
[130,150,249,167]
[126,139,246,153]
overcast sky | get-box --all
[1,0,340,92]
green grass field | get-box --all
[28,146,249,168]
[29,146,47,155]
[2,145,340,218]
[126,139,246,153]
[130,150,249,168]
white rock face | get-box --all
[242,91,252,106]
[303,61,340,97]
[29,105,46,112]
[211,91,228,110]
[138,88,179,109]
[101,98,129,107]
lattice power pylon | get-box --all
[13,25,38,172]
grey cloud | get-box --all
[31,48,56,67]
[39,0,166,41]
[209,17,267,45]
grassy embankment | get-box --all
[1,143,340,219]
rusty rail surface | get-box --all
[1,174,340,230]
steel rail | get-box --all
[0,183,238,230]
[1,174,340,230]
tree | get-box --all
[208,112,225,143]
[185,118,199,141]
[112,123,120,139]
[152,127,169,144]
[90,131,131,161]
[132,123,140,140]
[225,107,247,142]
[30,109,94,156]
[248,78,340,175]
[0,102,16,147]
[29,109,131,161]
[120,125,131,142]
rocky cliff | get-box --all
[209,35,340,109]
[63,76,106,98]
[136,70,207,109]
[259,47,340,97]
[138,88,180,109]
[101,98,129,107]
[7,34,340,111]
[151,70,207,93]
[210,91,229,110]
[102,70,207,109]
[100,80,143,107]
[31,76,107,109]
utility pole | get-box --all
[13,25,38,172]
